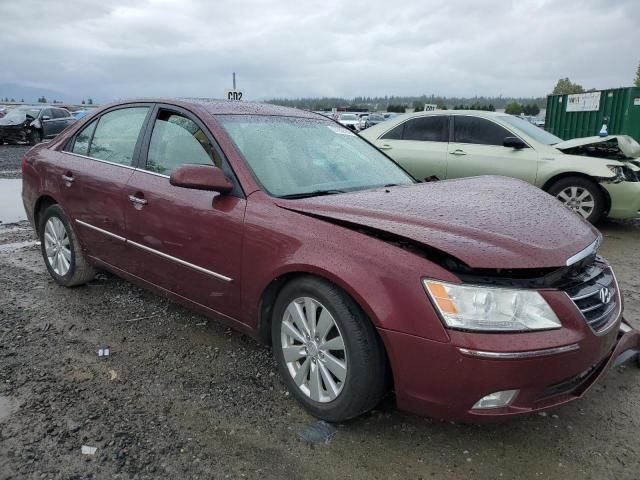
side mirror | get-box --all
[42,115,51,121]
[169,164,233,193]
[503,136,527,149]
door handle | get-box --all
[449,149,467,156]
[379,144,392,150]
[61,173,74,185]
[128,194,148,206]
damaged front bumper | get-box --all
[0,125,30,143]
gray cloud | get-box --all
[1,0,638,102]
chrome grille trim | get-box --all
[565,264,620,335]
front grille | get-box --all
[564,263,619,332]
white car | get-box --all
[337,113,360,131]
[360,110,640,223]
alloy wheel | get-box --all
[43,216,71,276]
[280,297,347,403]
[556,186,595,219]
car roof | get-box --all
[408,110,507,118]
[100,98,324,120]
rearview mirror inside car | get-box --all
[503,136,527,149]
[169,164,233,193]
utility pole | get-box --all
[233,72,236,90]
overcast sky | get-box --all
[1,0,638,102]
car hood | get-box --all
[275,176,599,270]
[554,135,640,160]
[0,116,26,126]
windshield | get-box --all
[3,108,39,122]
[340,114,357,121]
[499,115,562,145]
[218,115,414,197]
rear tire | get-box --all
[547,176,605,224]
[271,276,388,422]
[39,204,95,287]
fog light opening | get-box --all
[472,389,519,410]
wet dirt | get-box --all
[0,145,29,179]
[0,162,639,478]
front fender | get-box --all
[536,153,618,187]
[240,195,455,343]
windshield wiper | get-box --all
[279,189,346,199]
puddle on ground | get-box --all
[0,396,17,421]
[0,179,26,224]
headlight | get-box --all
[607,165,640,183]
[423,280,561,332]
[607,165,626,183]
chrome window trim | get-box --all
[75,219,126,242]
[566,236,602,266]
[458,343,580,360]
[138,169,170,179]
[127,240,232,282]
[74,220,232,283]
[63,151,137,171]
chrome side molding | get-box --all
[75,219,126,242]
[74,219,232,283]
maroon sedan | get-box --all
[21,99,640,422]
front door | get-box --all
[56,105,151,268]
[123,105,246,319]
[446,115,538,183]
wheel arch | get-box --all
[541,172,611,215]
[33,194,59,234]
[256,269,382,347]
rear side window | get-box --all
[403,116,448,142]
[453,116,512,146]
[88,107,149,165]
[146,110,221,175]
[52,109,68,119]
[71,120,98,156]
[381,123,404,140]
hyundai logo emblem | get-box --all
[598,287,612,304]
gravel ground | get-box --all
[0,145,639,479]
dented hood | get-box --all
[554,135,640,159]
[276,177,599,270]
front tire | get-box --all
[39,205,95,286]
[547,176,605,224]
[28,129,42,146]
[271,276,387,422]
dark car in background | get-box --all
[21,99,640,422]
[0,105,75,145]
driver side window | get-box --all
[145,110,221,175]
[453,116,512,146]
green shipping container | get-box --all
[545,87,640,143]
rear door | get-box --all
[370,115,449,180]
[123,104,245,319]
[58,104,152,268]
[52,108,74,135]
[446,115,538,183]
